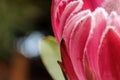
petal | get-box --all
[94,0,104,6]
[51,0,82,43]
[102,0,120,14]
[108,12,120,32]
[58,0,83,42]
[69,14,92,80]
[82,0,95,11]
[63,10,91,50]
[60,39,78,80]
[51,0,105,43]
[99,29,120,80]
[85,8,107,79]
[82,0,104,11]
[51,0,72,43]
[83,53,96,80]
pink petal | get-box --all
[85,8,107,80]
[58,1,83,43]
[102,0,120,14]
[51,0,81,43]
[68,14,92,80]
[60,39,78,80]
[99,29,120,80]
[83,53,96,80]
[51,0,71,43]
[108,12,120,32]
[63,10,91,50]
[82,0,95,11]
[94,0,104,6]
[82,0,104,11]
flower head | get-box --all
[51,0,120,80]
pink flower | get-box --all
[51,0,120,80]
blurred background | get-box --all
[0,0,55,80]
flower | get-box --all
[51,0,120,80]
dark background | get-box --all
[0,0,54,80]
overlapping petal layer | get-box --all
[60,39,78,80]
[51,0,120,80]
[85,8,107,80]
[51,0,83,43]
[51,0,104,43]
[99,29,120,80]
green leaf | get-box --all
[40,36,65,80]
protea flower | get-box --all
[51,0,120,80]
